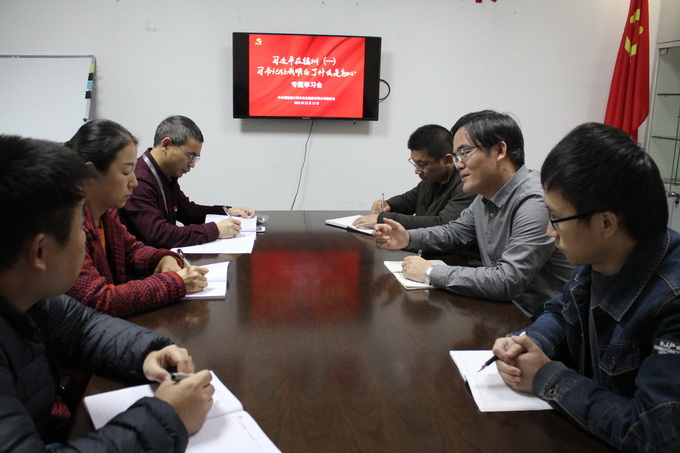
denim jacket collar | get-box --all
[584,231,670,321]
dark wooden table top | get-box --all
[71,210,614,452]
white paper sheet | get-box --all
[84,371,281,452]
[449,350,553,412]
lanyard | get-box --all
[142,153,169,216]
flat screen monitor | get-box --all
[233,32,382,120]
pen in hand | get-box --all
[177,249,191,268]
[170,372,192,382]
[477,331,527,372]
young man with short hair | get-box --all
[494,123,680,451]
[0,135,213,452]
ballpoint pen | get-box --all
[170,372,192,382]
[477,331,527,372]
[381,193,385,211]
[177,249,191,267]
[397,250,424,274]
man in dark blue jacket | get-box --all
[0,135,214,452]
[492,123,680,451]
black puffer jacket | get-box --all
[0,294,188,453]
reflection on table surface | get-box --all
[71,211,615,453]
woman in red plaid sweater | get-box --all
[64,120,209,317]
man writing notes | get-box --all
[0,135,213,452]
[374,110,572,319]
[493,123,680,451]
[119,115,256,248]
[352,124,475,229]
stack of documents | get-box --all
[205,214,261,233]
[172,216,258,254]
[84,371,281,452]
[449,350,553,412]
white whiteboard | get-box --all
[0,55,94,142]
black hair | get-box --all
[450,110,525,167]
[153,115,204,147]
[0,135,96,272]
[407,124,453,159]
[65,119,138,173]
[541,122,667,240]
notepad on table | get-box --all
[449,350,553,412]
[325,215,374,235]
[384,260,446,290]
[205,214,263,232]
[84,371,281,453]
[182,261,229,300]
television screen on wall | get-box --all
[233,32,382,120]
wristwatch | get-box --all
[424,266,433,285]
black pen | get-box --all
[177,249,191,267]
[477,331,527,372]
[170,372,192,382]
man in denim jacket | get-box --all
[493,123,680,452]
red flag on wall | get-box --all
[604,0,649,142]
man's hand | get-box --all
[401,256,433,282]
[373,218,410,250]
[353,214,379,229]
[155,255,182,273]
[494,334,550,393]
[370,199,390,214]
[177,266,209,293]
[228,207,255,219]
[216,219,242,238]
[155,370,214,435]
[143,345,195,383]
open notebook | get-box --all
[384,260,446,290]
[449,350,553,412]
[325,215,374,235]
[84,371,281,452]
[182,262,229,300]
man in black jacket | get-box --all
[0,135,214,452]
[353,124,475,229]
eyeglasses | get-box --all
[408,156,443,171]
[174,144,200,164]
[453,145,482,165]
[549,211,600,230]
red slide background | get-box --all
[248,34,366,118]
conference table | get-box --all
[71,211,615,452]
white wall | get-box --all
[0,0,663,210]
